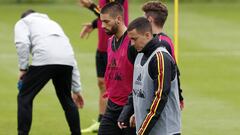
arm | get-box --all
[79,0,99,36]
[79,0,100,17]
[137,52,174,135]
[14,20,31,81]
[127,43,138,64]
[82,0,126,17]
[160,40,173,57]
[118,42,136,128]
[80,0,125,28]
[160,41,184,110]
[91,18,98,29]
[176,65,184,110]
[88,2,101,17]
[80,22,94,38]
[118,92,134,128]
[71,59,84,108]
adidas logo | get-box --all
[135,74,142,85]
[110,58,116,67]
[133,88,145,98]
[137,74,142,81]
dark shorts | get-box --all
[96,50,107,77]
[98,100,136,135]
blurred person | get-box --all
[142,1,184,109]
[127,17,181,135]
[14,9,84,135]
[79,0,129,133]
[98,2,137,135]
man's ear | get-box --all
[147,16,154,24]
[116,15,122,24]
[145,32,152,39]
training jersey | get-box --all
[157,33,184,101]
[104,34,133,106]
[158,33,176,61]
[133,46,181,135]
[93,0,129,52]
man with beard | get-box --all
[98,2,137,135]
[79,0,129,132]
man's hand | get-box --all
[129,114,136,128]
[80,23,93,39]
[79,0,93,8]
[117,121,127,129]
[18,70,27,91]
[72,92,84,109]
[180,100,184,110]
[19,70,26,80]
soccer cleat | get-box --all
[81,120,100,133]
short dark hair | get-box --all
[127,17,152,35]
[142,1,168,28]
[100,2,124,18]
[21,9,36,18]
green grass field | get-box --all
[0,2,240,135]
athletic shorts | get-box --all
[96,50,107,77]
[98,99,136,135]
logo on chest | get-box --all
[133,88,145,98]
[135,73,143,85]
[110,58,117,67]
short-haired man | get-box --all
[98,2,137,135]
[123,17,181,135]
[14,10,84,135]
[142,1,184,109]
[79,0,129,132]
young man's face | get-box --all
[100,13,118,35]
[128,29,150,52]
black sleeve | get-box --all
[88,0,125,29]
[138,52,175,135]
[176,65,184,101]
[160,40,184,102]
[88,0,125,17]
[91,18,98,29]
[160,40,173,56]
[88,3,101,17]
[118,92,134,124]
[127,43,138,64]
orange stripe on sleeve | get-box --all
[138,52,164,135]
[93,7,100,14]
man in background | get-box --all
[142,1,184,109]
[14,9,84,135]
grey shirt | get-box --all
[14,13,82,92]
[133,47,181,135]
